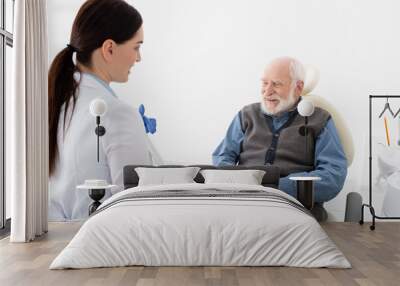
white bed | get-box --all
[50,183,350,269]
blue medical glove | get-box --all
[139,104,157,134]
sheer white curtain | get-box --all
[9,0,48,242]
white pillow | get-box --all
[200,169,266,185]
[135,167,200,186]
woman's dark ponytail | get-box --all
[48,0,143,175]
[48,47,79,175]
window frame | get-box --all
[0,0,14,234]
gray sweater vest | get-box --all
[238,102,331,177]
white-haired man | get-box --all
[212,57,347,221]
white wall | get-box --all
[47,0,400,221]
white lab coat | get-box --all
[49,73,151,221]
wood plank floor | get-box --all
[0,222,399,286]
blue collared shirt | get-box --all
[212,111,347,203]
[82,72,118,98]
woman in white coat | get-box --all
[48,0,151,221]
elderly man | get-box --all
[212,57,347,220]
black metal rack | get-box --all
[360,95,400,230]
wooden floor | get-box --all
[0,222,399,286]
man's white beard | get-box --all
[261,88,298,116]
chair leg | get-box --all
[311,203,328,222]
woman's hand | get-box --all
[139,104,157,134]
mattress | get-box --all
[50,183,350,269]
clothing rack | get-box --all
[360,95,400,230]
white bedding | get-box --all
[50,183,350,269]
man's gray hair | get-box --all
[289,58,305,85]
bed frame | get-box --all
[123,165,280,190]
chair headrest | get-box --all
[301,65,320,96]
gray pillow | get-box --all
[200,169,266,185]
[135,167,201,186]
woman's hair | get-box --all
[48,0,143,175]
